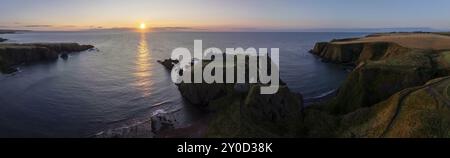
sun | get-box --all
[139,23,146,30]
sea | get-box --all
[0,31,368,137]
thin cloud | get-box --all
[151,27,208,32]
[60,25,78,28]
[23,25,53,28]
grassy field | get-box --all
[335,32,450,50]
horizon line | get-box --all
[1,26,449,33]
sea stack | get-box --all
[158,55,304,137]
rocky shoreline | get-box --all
[94,113,180,138]
[0,43,94,73]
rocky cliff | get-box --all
[159,56,304,137]
[305,33,450,137]
[204,84,303,138]
[311,35,450,114]
[310,41,412,65]
[0,43,94,73]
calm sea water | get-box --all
[0,31,368,137]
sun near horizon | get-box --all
[139,23,147,30]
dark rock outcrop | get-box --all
[159,54,304,137]
[151,112,178,133]
[31,43,94,53]
[60,53,69,60]
[205,84,304,137]
[178,83,231,107]
[157,59,178,70]
[0,43,94,73]
[310,41,412,65]
[0,38,6,42]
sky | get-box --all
[0,0,450,31]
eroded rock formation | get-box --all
[158,55,304,137]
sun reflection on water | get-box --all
[133,32,153,96]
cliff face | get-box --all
[311,42,364,64]
[311,39,450,114]
[306,33,450,137]
[0,43,94,73]
[310,41,412,65]
[177,82,231,107]
[205,84,303,138]
[30,43,94,53]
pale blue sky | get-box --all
[0,0,449,31]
